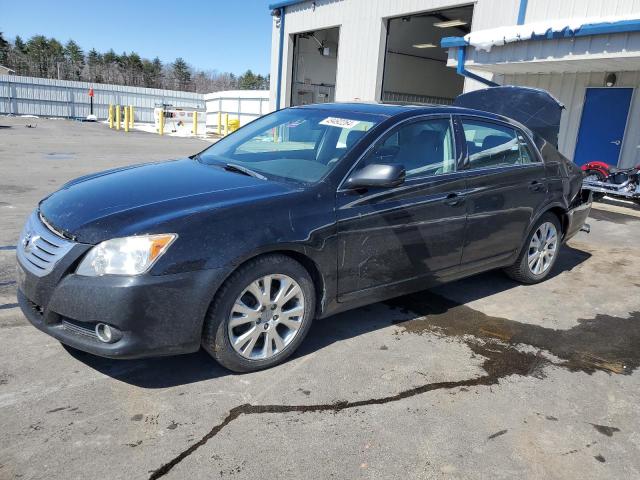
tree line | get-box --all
[0,32,269,93]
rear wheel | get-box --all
[504,213,562,284]
[202,254,315,372]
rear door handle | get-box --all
[528,180,545,192]
[444,192,465,206]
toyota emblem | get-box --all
[22,232,33,253]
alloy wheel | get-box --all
[527,222,558,275]
[227,274,305,360]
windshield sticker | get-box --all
[319,117,360,129]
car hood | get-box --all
[39,158,295,244]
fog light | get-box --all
[95,323,113,343]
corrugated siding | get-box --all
[524,0,640,23]
[204,93,270,127]
[0,75,205,122]
[503,71,640,168]
[465,32,640,73]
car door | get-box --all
[457,116,548,268]
[336,115,467,299]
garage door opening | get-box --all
[381,5,473,105]
[290,27,339,106]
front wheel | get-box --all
[504,213,562,284]
[202,254,316,372]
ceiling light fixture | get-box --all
[413,43,437,48]
[433,19,468,28]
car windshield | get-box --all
[196,108,383,183]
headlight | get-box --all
[76,234,177,276]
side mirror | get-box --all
[344,163,406,189]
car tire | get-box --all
[504,213,562,284]
[202,254,316,373]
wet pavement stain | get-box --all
[46,406,70,414]
[594,454,606,463]
[590,423,620,437]
[167,421,179,430]
[387,290,640,376]
[487,429,508,440]
[148,290,640,479]
[148,344,544,479]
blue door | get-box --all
[574,87,633,167]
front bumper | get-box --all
[17,250,226,359]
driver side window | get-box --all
[357,118,456,178]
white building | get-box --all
[268,0,640,168]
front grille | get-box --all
[61,319,99,342]
[17,210,76,277]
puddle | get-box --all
[387,290,640,376]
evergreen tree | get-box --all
[25,35,51,76]
[14,35,26,53]
[64,40,84,79]
[1,32,268,93]
[238,69,261,89]
[86,48,101,82]
[0,32,10,64]
[171,57,191,90]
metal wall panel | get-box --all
[464,32,640,74]
[0,75,205,123]
[525,0,640,23]
[503,71,640,168]
[269,0,520,109]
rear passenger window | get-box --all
[462,120,535,169]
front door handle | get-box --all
[528,180,545,192]
[443,192,465,206]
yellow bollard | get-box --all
[192,111,198,136]
[129,106,134,129]
[115,105,121,130]
[224,113,229,136]
[159,110,164,136]
[124,106,129,133]
[217,111,221,136]
[108,104,114,129]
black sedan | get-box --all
[16,93,591,372]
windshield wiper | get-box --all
[224,163,267,180]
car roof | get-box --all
[294,101,511,123]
